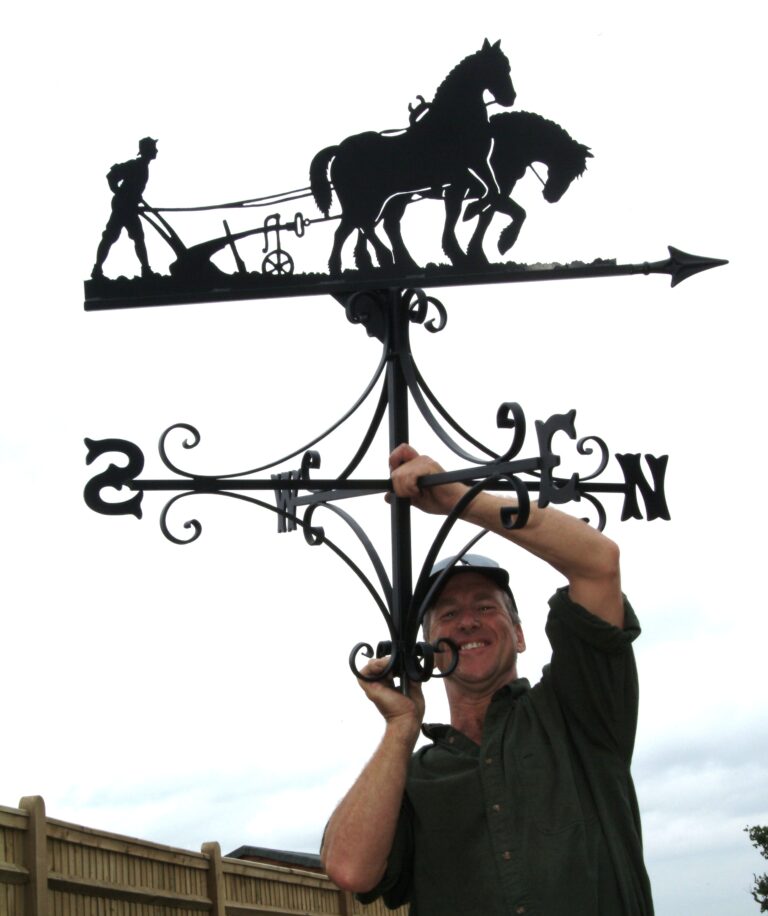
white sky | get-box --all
[1,2,766,914]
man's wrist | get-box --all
[384,715,422,748]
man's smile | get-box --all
[459,640,490,652]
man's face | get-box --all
[427,571,525,692]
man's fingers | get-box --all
[358,655,394,681]
[389,442,419,470]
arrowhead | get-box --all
[666,246,729,287]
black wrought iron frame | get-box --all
[85,284,677,693]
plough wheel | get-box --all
[262,248,294,276]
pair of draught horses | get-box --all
[310,39,592,274]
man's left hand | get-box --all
[389,443,466,516]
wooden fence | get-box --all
[0,798,405,916]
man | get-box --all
[92,137,158,280]
[321,443,654,914]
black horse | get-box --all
[378,111,592,268]
[310,40,516,275]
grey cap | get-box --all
[425,553,517,613]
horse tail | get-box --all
[310,145,338,216]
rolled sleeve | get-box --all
[545,587,642,762]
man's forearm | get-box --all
[462,491,623,625]
[321,720,418,893]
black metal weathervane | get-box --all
[84,39,727,691]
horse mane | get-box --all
[491,110,591,175]
[430,42,498,110]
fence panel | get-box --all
[0,800,406,916]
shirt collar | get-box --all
[421,678,531,741]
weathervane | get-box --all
[83,40,726,690]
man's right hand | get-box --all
[357,655,425,738]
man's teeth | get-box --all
[460,641,486,651]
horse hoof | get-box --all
[498,230,519,255]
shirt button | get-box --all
[502,851,511,861]
[447,736,455,744]
[485,757,493,765]
[491,804,501,813]
[515,907,526,914]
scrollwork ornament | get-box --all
[344,290,388,339]
[159,423,202,477]
[404,639,460,682]
[301,503,326,546]
[403,641,435,682]
[496,401,527,461]
[429,638,459,679]
[576,491,608,532]
[576,435,610,481]
[499,475,531,530]
[159,492,203,545]
[300,449,321,479]
[403,288,447,333]
[349,640,400,681]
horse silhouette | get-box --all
[377,111,592,268]
[310,39,515,275]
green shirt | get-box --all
[358,588,654,915]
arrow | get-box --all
[652,246,729,287]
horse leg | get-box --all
[329,218,355,275]
[382,198,418,271]
[462,157,502,222]
[442,185,468,266]
[466,207,494,265]
[364,225,394,269]
[353,231,374,270]
[495,197,527,254]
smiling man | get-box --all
[321,444,654,915]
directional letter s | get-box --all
[83,438,145,518]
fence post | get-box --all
[338,888,354,915]
[18,797,49,916]
[201,842,226,916]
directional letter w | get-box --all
[272,470,300,533]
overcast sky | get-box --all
[1,2,766,914]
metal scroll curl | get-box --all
[159,491,203,545]
[300,497,393,622]
[399,308,528,466]
[159,423,203,477]
[403,288,448,334]
[495,401,527,462]
[348,637,459,683]
[158,489,279,546]
[576,434,610,481]
[155,335,389,482]
[576,491,608,531]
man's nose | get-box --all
[458,611,480,630]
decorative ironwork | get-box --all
[84,289,673,690]
[82,41,728,691]
[82,39,726,311]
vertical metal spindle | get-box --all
[386,289,413,695]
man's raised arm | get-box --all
[389,443,624,627]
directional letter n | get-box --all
[616,453,671,521]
